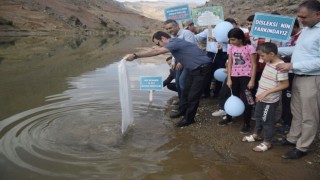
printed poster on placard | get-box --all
[191,6,224,27]
[140,76,163,91]
[164,4,191,22]
[250,13,295,42]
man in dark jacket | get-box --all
[163,56,177,92]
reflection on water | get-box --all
[0,35,177,179]
[0,35,150,120]
[0,62,174,179]
[3,35,262,180]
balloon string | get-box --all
[212,53,217,63]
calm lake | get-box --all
[2,34,320,180]
[0,35,217,179]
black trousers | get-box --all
[204,50,228,96]
[179,64,211,122]
[166,83,177,92]
[219,78,231,110]
[228,76,254,126]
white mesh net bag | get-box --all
[118,59,134,134]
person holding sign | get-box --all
[124,31,211,127]
[275,19,302,135]
[194,20,232,98]
[276,0,320,159]
[183,19,201,34]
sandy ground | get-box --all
[165,96,320,179]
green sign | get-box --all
[191,6,224,27]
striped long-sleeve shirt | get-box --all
[257,61,288,103]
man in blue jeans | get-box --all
[163,19,196,100]
[124,31,211,127]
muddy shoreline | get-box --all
[165,96,320,179]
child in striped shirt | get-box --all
[242,42,289,152]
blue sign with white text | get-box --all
[164,4,191,22]
[140,76,163,91]
[250,13,295,42]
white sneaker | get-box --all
[212,109,226,116]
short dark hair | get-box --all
[225,18,237,25]
[247,15,255,22]
[299,0,320,12]
[256,42,278,55]
[227,28,246,45]
[164,19,178,25]
[152,31,171,41]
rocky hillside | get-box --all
[204,0,304,25]
[0,0,306,36]
[122,1,201,21]
[0,0,162,36]
[122,0,304,26]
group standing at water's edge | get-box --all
[124,0,320,160]
[125,31,211,127]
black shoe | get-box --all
[217,119,232,126]
[280,139,296,146]
[176,118,195,127]
[169,111,184,118]
[240,125,251,134]
[282,148,307,159]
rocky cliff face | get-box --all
[0,0,162,35]
[204,0,304,25]
[122,1,200,21]
[122,0,304,26]
[0,0,306,36]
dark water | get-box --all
[0,35,182,179]
[0,35,276,180]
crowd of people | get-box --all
[124,0,320,160]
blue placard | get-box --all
[250,13,296,42]
[164,4,191,22]
[140,76,163,91]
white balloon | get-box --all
[213,21,234,43]
[224,95,245,117]
[214,68,227,82]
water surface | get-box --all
[0,35,179,179]
[0,35,275,180]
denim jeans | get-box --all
[175,68,188,98]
